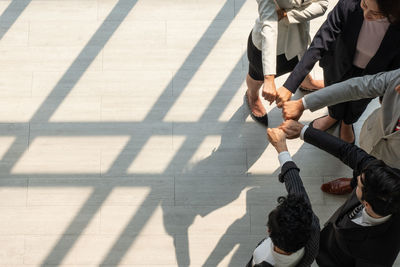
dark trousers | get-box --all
[327,66,372,124]
[247,31,298,81]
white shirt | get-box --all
[353,18,390,69]
[278,151,293,167]
[351,207,392,226]
[252,238,305,267]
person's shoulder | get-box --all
[335,0,361,12]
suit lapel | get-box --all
[365,25,400,73]
[333,193,394,241]
[347,5,364,58]
[326,191,359,225]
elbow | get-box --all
[319,0,329,13]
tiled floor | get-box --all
[0,0,398,266]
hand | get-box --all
[282,99,305,121]
[395,84,400,94]
[262,76,277,105]
[279,120,304,139]
[276,86,292,108]
[267,128,288,153]
[276,9,287,21]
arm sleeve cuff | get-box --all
[302,97,308,110]
[278,151,292,167]
[278,161,300,183]
[300,125,309,140]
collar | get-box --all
[361,208,392,226]
[271,243,305,267]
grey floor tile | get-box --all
[0,178,27,206]
[0,236,24,264]
[28,176,174,206]
[2,0,398,265]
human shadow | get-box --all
[201,89,358,266]
[161,101,273,266]
[202,137,351,266]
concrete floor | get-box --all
[0,0,398,266]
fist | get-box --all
[267,128,288,153]
[276,86,292,108]
[282,99,304,121]
[279,120,304,139]
[262,77,277,105]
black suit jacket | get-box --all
[246,161,320,267]
[283,0,400,92]
[304,126,400,267]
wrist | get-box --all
[297,99,305,111]
[264,75,275,82]
[275,143,288,153]
[280,86,291,94]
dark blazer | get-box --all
[304,126,400,267]
[246,161,320,267]
[283,0,400,93]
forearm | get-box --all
[286,0,328,24]
[280,161,311,204]
[259,0,278,75]
[283,0,347,92]
[304,72,388,111]
[261,25,278,75]
[303,126,375,172]
[283,50,315,92]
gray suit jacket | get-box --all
[303,68,400,168]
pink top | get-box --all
[353,18,390,69]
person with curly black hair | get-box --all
[280,120,400,266]
[246,128,320,267]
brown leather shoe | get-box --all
[321,178,353,195]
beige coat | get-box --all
[252,0,328,75]
[304,69,400,168]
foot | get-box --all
[321,178,353,195]
[340,121,355,144]
[312,115,337,131]
[246,89,266,117]
[300,75,324,91]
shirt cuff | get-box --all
[302,98,308,110]
[300,125,309,140]
[278,151,292,167]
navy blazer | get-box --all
[304,126,400,266]
[283,0,400,92]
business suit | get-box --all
[246,161,320,267]
[303,68,400,169]
[303,126,400,266]
[282,0,400,124]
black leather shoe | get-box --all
[244,93,268,127]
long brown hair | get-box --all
[376,0,400,25]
